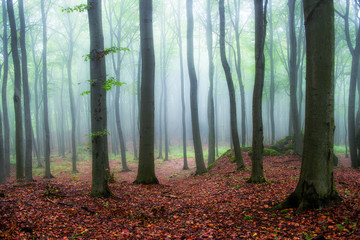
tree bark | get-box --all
[268,0,275,144]
[206,0,215,166]
[41,0,53,179]
[7,0,24,180]
[175,0,188,170]
[2,0,10,177]
[219,0,245,170]
[134,0,159,184]
[19,0,33,181]
[0,66,5,183]
[249,0,267,183]
[186,0,207,175]
[288,0,303,155]
[88,0,112,196]
[277,0,340,211]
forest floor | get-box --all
[0,152,359,239]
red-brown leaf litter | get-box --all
[0,153,359,239]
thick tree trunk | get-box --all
[41,0,53,179]
[277,0,340,211]
[88,0,112,196]
[8,0,24,180]
[206,0,215,166]
[134,0,159,184]
[249,0,267,183]
[175,0,188,170]
[19,0,33,181]
[288,0,303,155]
[2,0,10,177]
[186,0,207,175]
[219,0,245,170]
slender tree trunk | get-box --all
[277,0,340,211]
[268,0,275,144]
[131,53,138,160]
[219,0,245,170]
[157,85,163,159]
[8,0,24,180]
[249,0,267,183]
[41,0,53,179]
[134,0,159,184]
[67,29,78,173]
[0,67,4,183]
[59,69,65,157]
[288,0,303,155]
[19,0,33,181]
[206,0,215,166]
[186,0,207,175]
[2,0,10,177]
[88,0,112,196]
[175,0,188,170]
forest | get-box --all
[0,0,359,239]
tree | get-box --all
[206,0,215,166]
[227,0,247,147]
[134,0,159,184]
[276,0,340,211]
[41,0,53,179]
[2,0,10,177]
[7,0,24,180]
[174,0,188,170]
[186,0,207,175]
[249,0,267,183]
[288,0,303,155]
[88,0,112,196]
[219,0,245,170]
[336,0,360,169]
[268,0,275,144]
[19,0,33,182]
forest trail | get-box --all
[1,153,359,239]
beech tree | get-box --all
[88,0,112,196]
[134,0,159,184]
[276,0,340,211]
[7,0,24,180]
[219,0,245,170]
[186,0,207,175]
[249,0,267,183]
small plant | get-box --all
[62,4,91,13]
[244,216,252,221]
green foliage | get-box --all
[83,46,130,62]
[87,129,110,139]
[103,77,126,91]
[80,90,91,96]
[61,4,91,13]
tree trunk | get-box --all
[2,0,10,177]
[206,0,215,166]
[0,67,5,183]
[175,0,188,170]
[66,20,78,173]
[134,0,159,184]
[249,0,267,183]
[219,0,245,170]
[186,0,207,175]
[288,0,303,155]
[88,0,112,196]
[277,0,340,211]
[41,0,53,179]
[268,0,275,144]
[19,0,33,181]
[7,0,24,180]
[157,84,163,159]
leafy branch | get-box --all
[61,4,91,13]
[84,46,130,62]
[87,129,110,139]
[80,77,126,96]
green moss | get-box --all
[247,148,280,156]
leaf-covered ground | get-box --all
[0,152,359,239]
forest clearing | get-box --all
[0,150,359,239]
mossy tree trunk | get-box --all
[276,0,340,211]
